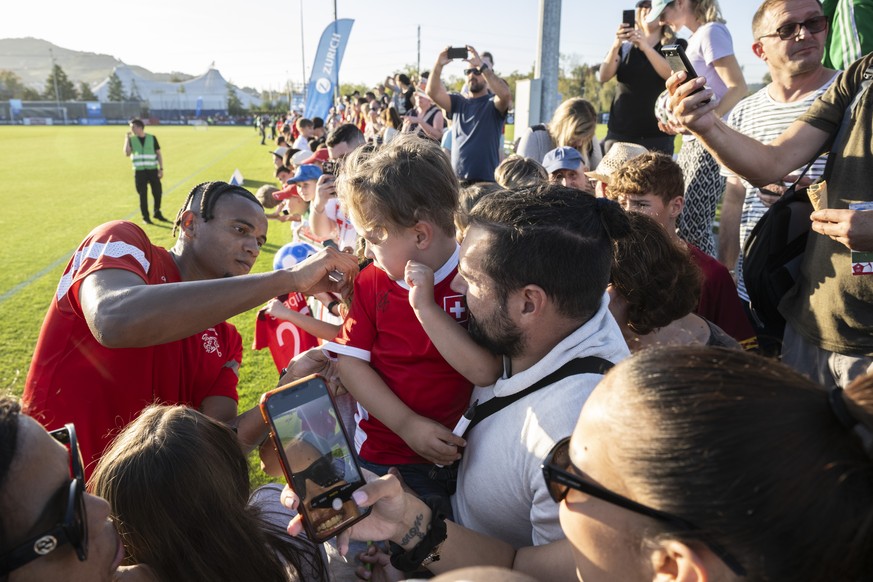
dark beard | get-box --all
[468,78,486,95]
[468,309,524,358]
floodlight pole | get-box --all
[535,0,561,123]
[300,0,306,111]
[49,48,62,124]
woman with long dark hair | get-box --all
[90,405,330,582]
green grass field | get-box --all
[0,124,297,482]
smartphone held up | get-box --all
[260,375,370,542]
[661,43,712,105]
[447,46,468,60]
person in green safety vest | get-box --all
[123,118,167,224]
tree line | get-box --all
[1,58,618,113]
[0,65,97,101]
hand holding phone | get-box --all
[661,43,711,104]
[260,375,370,542]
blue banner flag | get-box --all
[304,18,354,120]
[195,96,203,117]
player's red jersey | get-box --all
[326,251,472,465]
[23,221,241,476]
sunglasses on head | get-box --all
[541,437,747,577]
[291,452,343,500]
[759,15,828,40]
[464,68,483,76]
[0,424,88,575]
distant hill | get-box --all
[0,37,195,90]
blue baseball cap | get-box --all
[286,164,323,184]
[542,147,583,174]
[646,0,671,23]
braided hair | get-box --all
[172,182,261,236]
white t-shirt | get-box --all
[293,135,312,152]
[452,293,630,548]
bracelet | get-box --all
[327,300,341,316]
[389,498,448,572]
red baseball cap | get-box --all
[272,184,299,201]
[303,148,330,165]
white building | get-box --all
[93,64,261,111]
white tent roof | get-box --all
[93,64,261,110]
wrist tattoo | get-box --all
[400,513,427,546]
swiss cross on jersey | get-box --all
[443,294,468,323]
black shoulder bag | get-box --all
[742,64,873,337]
[465,356,614,434]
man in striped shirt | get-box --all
[717,0,838,352]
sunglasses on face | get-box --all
[759,15,828,40]
[0,424,88,575]
[464,68,483,76]
[291,452,343,500]
[541,437,746,577]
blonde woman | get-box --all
[648,0,747,256]
[515,97,603,173]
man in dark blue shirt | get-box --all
[426,45,512,183]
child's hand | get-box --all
[264,298,292,319]
[401,415,465,466]
[405,260,436,313]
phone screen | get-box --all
[261,376,370,542]
[321,159,338,176]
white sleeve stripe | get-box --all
[322,342,372,362]
[56,241,151,301]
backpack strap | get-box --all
[466,356,614,434]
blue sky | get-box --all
[1,0,770,90]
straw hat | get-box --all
[584,142,649,184]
